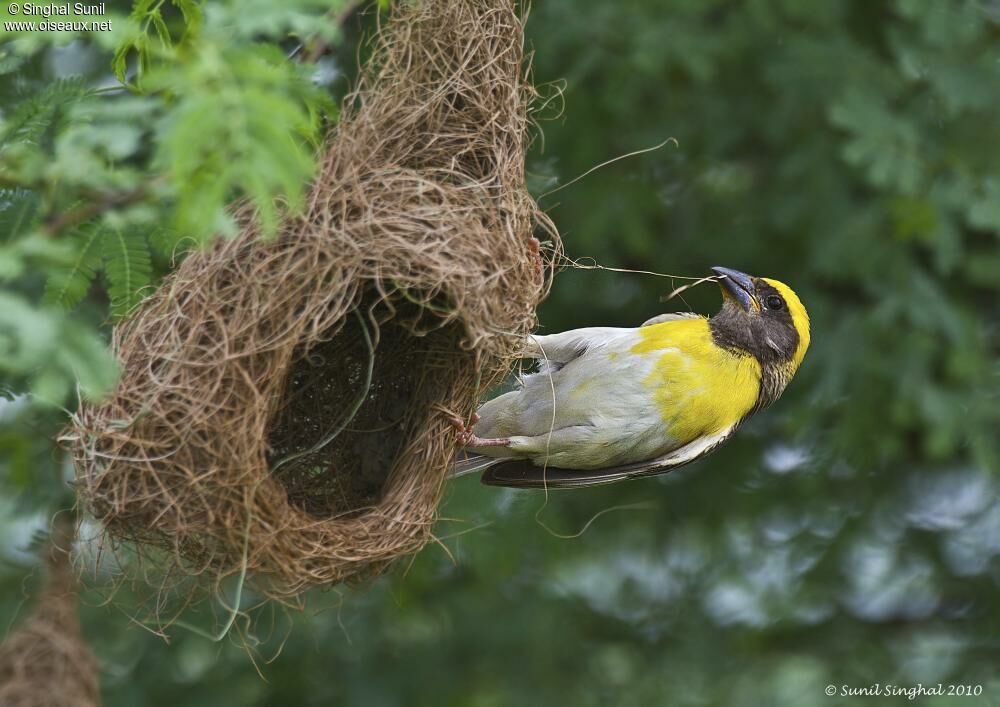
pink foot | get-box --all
[528,237,543,283]
[449,413,510,449]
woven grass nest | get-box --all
[67,0,558,603]
[0,517,100,707]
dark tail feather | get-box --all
[448,454,502,480]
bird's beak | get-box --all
[712,266,755,312]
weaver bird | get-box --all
[450,266,810,488]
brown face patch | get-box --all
[708,278,801,411]
[749,280,800,364]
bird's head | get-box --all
[709,266,810,407]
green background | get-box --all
[1,1,998,705]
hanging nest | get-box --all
[65,0,558,605]
[0,516,101,707]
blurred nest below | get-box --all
[0,517,100,707]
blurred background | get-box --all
[1,0,998,705]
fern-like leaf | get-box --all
[0,77,89,148]
[43,223,104,311]
[0,188,40,243]
[147,224,188,259]
[0,52,28,78]
[102,226,153,320]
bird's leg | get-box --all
[528,236,543,283]
[449,413,511,448]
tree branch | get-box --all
[43,184,150,235]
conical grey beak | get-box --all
[712,266,755,312]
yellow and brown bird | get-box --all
[451,266,810,488]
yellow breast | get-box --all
[631,318,762,441]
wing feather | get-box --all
[479,426,734,489]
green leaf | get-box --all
[0,77,89,149]
[0,293,117,404]
[0,430,33,491]
[966,177,1000,233]
[0,51,28,77]
[56,318,120,400]
[112,42,132,84]
[828,87,923,194]
[102,226,152,319]
[174,0,203,28]
[0,188,40,243]
[148,41,322,239]
[43,223,105,310]
[147,224,185,258]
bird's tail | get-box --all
[448,453,501,480]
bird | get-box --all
[449,266,810,488]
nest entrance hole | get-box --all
[266,294,465,519]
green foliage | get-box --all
[0,0,348,420]
[107,0,341,237]
[828,88,923,195]
[145,41,326,237]
[112,0,202,82]
[0,0,353,555]
[101,226,153,318]
[0,188,39,246]
[0,292,117,404]
[42,223,152,318]
[0,76,89,148]
[42,223,104,310]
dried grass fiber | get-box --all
[67,0,557,604]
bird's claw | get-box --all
[449,413,480,446]
[528,237,543,283]
[449,412,509,448]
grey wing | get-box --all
[476,327,635,441]
[521,327,632,368]
[479,426,736,489]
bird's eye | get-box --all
[765,295,784,310]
